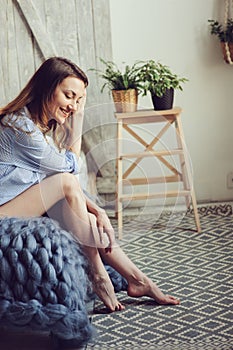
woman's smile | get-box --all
[60,107,71,118]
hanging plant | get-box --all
[208,0,233,64]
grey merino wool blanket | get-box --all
[0,216,127,348]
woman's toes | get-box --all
[163,295,180,305]
[108,302,125,313]
[116,302,125,311]
[92,275,125,312]
[127,276,180,306]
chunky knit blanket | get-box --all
[0,217,127,348]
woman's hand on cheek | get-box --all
[77,89,87,115]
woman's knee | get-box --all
[60,173,83,198]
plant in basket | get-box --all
[90,58,143,113]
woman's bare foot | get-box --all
[93,274,125,312]
[127,274,180,305]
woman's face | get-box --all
[48,76,86,125]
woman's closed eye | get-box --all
[65,94,80,106]
[65,93,73,100]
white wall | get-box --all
[109,0,233,203]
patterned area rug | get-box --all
[86,204,233,350]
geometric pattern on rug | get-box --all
[87,204,233,350]
[189,203,233,217]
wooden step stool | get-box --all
[115,107,201,239]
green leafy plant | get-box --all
[90,58,143,92]
[208,18,233,42]
[138,60,188,97]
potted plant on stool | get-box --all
[90,58,143,113]
[139,60,188,111]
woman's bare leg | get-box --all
[60,201,124,311]
[99,246,180,305]
[61,198,179,306]
[0,173,124,311]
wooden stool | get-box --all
[115,107,201,239]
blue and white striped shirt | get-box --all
[0,107,78,205]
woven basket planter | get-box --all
[112,88,138,113]
[221,42,233,64]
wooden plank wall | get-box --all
[0,0,117,197]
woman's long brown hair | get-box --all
[0,57,88,149]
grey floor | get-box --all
[0,203,232,350]
[87,204,233,350]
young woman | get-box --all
[0,57,180,311]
